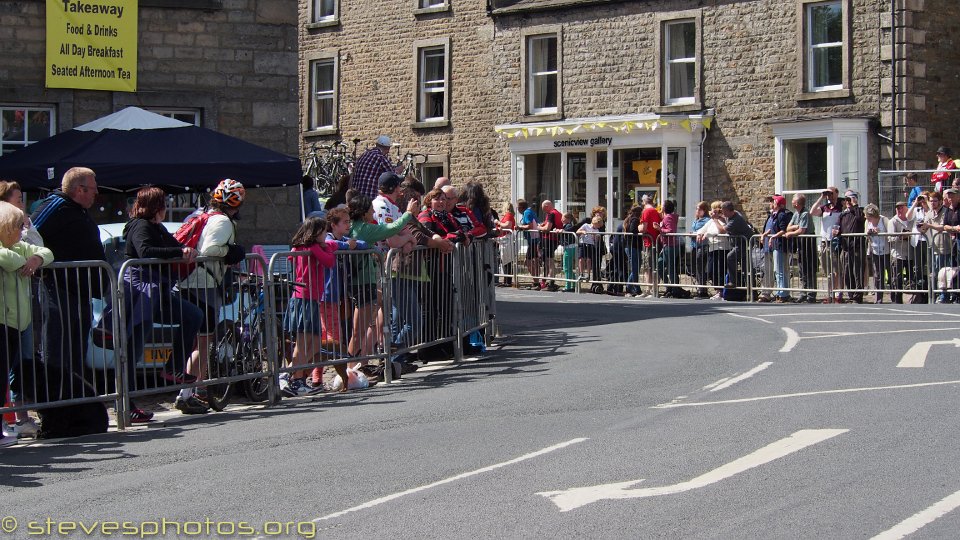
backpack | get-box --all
[172,210,223,277]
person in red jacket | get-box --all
[932,146,957,193]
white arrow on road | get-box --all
[896,338,960,368]
[537,429,848,512]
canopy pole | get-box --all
[298,186,305,221]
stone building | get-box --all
[0,0,300,244]
[299,0,959,226]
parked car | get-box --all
[84,222,244,371]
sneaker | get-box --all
[546,283,560,292]
[15,418,39,439]
[130,408,154,423]
[279,378,296,398]
[757,296,772,303]
[710,292,722,300]
[160,370,197,385]
[174,396,209,415]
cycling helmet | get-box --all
[212,178,245,207]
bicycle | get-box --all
[394,148,428,184]
[302,140,354,198]
[204,272,300,410]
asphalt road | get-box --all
[3,291,960,539]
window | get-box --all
[419,0,445,7]
[772,118,869,197]
[664,21,696,105]
[309,58,337,131]
[418,46,447,122]
[148,108,200,125]
[527,34,558,115]
[806,1,842,90]
[783,138,828,191]
[422,163,445,187]
[0,106,55,156]
[312,0,337,24]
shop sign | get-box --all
[45,0,138,92]
[553,137,613,148]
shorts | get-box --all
[818,241,840,275]
[528,238,541,260]
[642,248,654,269]
[579,244,596,260]
[349,283,380,306]
[284,297,322,335]
[540,238,558,261]
[181,288,222,334]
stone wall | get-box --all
[0,0,301,245]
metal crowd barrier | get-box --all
[3,261,120,427]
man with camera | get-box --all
[811,186,843,303]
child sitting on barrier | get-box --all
[0,201,53,447]
[282,216,351,396]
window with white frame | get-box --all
[527,34,558,115]
[418,45,448,122]
[0,106,55,156]
[773,118,868,197]
[309,58,337,131]
[419,0,446,7]
[312,0,337,23]
[664,20,696,105]
[806,1,842,91]
[148,108,201,125]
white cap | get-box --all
[376,135,392,147]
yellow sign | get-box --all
[45,0,138,92]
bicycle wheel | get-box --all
[205,320,237,412]
[241,320,272,402]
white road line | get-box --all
[896,338,960,368]
[790,319,936,324]
[871,489,960,540]
[726,313,773,324]
[702,377,731,390]
[537,429,847,512]
[801,327,960,339]
[780,327,800,352]
[710,362,773,392]
[651,379,960,409]
[313,437,589,522]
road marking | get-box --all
[896,338,960,368]
[313,437,588,522]
[537,429,847,512]
[780,327,800,352]
[652,380,960,409]
[726,313,773,324]
[702,377,731,390]
[790,319,932,324]
[871,488,960,540]
[711,362,773,392]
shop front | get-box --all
[495,113,712,230]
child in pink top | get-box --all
[282,217,348,395]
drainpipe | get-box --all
[890,0,897,168]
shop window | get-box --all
[416,42,449,124]
[663,20,696,105]
[147,108,200,125]
[0,106,55,157]
[309,57,337,132]
[566,153,587,221]
[526,34,559,115]
[522,153,561,209]
[799,0,848,97]
[311,0,337,24]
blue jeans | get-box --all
[390,277,421,359]
[773,249,789,298]
[127,292,203,385]
[626,246,641,295]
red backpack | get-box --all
[172,210,222,277]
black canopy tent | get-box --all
[0,107,302,193]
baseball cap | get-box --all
[937,146,952,155]
[844,190,859,199]
[378,172,402,192]
[944,187,959,195]
[376,135,392,147]
[770,195,786,207]
[895,201,908,207]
